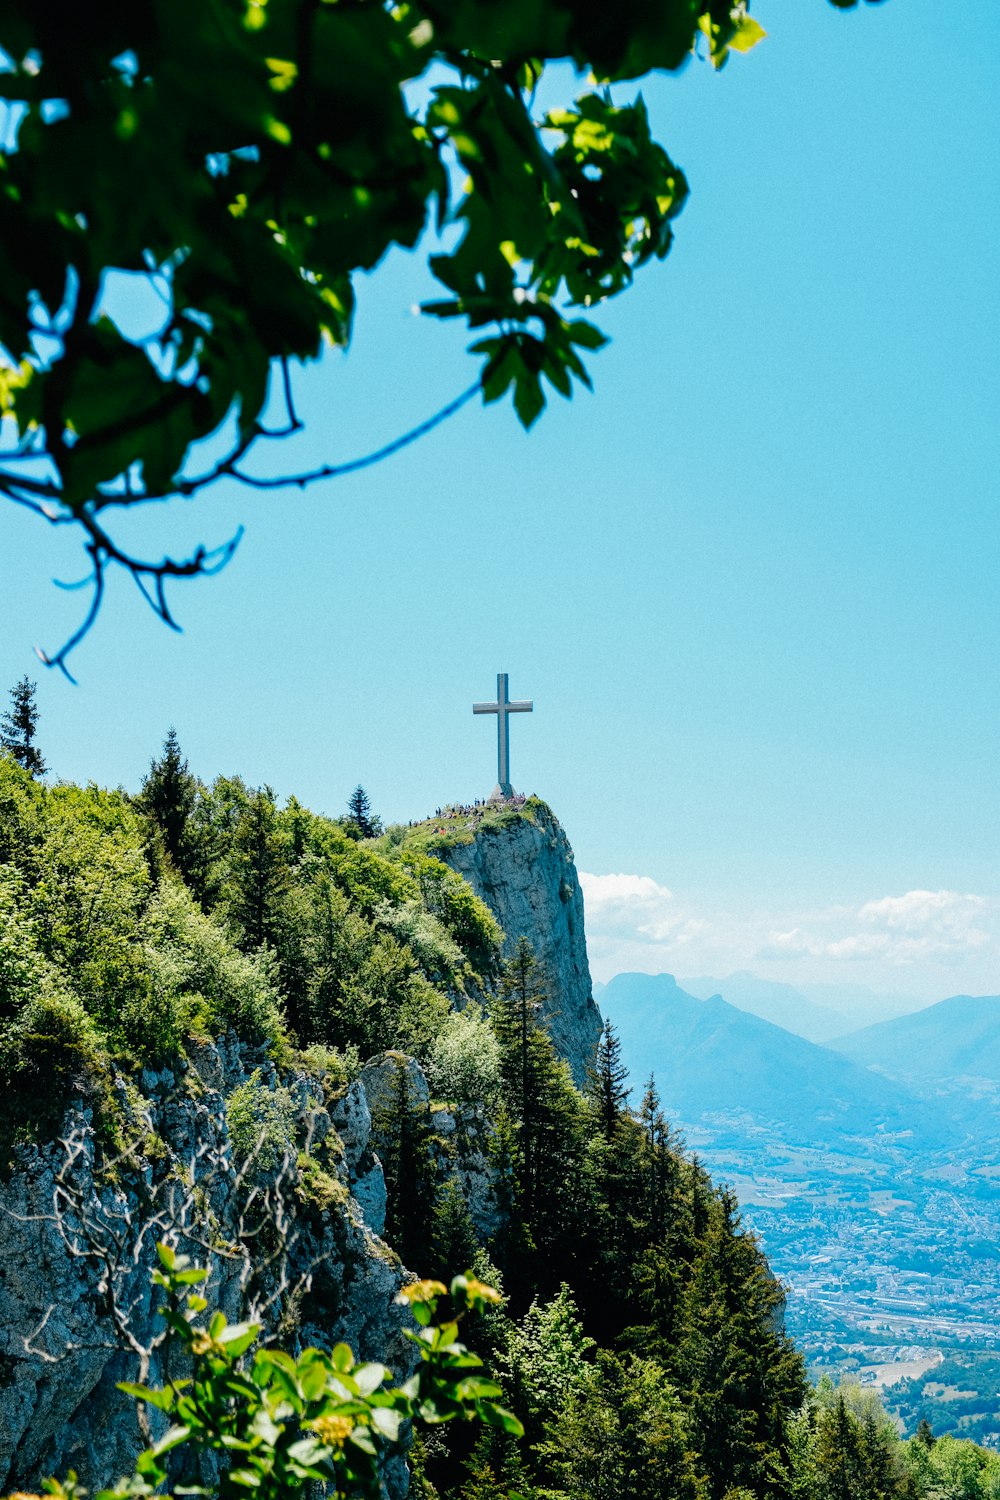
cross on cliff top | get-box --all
[473,672,533,801]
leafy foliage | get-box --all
[226,1067,297,1171]
[36,1245,520,1500]
[0,0,792,672]
[425,1004,503,1109]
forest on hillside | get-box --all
[2,723,999,1500]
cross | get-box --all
[473,672,533,800]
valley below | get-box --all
[692,1111,1000,1443]
[601,971,1000,1445]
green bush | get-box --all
[375,898,466,987]
[227,1068,297,1171]
[0,989,110,1157]
[144,881,285,1045]
[425,1004,502,1107]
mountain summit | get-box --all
[599,971,928,1146]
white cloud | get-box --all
[578,873,706,944]
[579,872,1000,993]
[756,889,995,966]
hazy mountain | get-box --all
[600,971,932,1146]
[831,994,1000,1087]
[797,981,930,1028]
[679,970,848,1043]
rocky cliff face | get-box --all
[0,1038,409,1496]
[0,799,601,1493]
[437,801,603,1084]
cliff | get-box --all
[0,1037,409,1495]
[0,766,602,1494]
[422,799,603,1084]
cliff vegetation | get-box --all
[1,737,998,1500]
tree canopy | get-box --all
[0,0,882,672]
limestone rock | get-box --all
[360,1051,430,1125]
[429,1103,501,1242]
[0,1037,412,1497]
[330,1077,373,1173]
[438,801,602,1083]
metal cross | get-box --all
[473,672,533,799]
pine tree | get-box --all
[227,789,290,951]
[345,784,381,839]
[1,677,45,776]
[638,1074,682,1241]
[915,1418,935,1450]
[376,1061,438,1270]
[138,728,201,882]
[815,1395,864,1500]
[588,1019,630,1143]
[492,937,546,1219]
[427,1175,478,1281]
[490,938,589,1295]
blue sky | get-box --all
[2,0,998,1002]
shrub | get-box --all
[375,898,466,987]
[0,989,110,1158]
[226,1068,296,1171]
[425,1004,502,1107]
[144,881,285,1045]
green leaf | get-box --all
[476,1401,524,1436]
[353,1362,387,1396]
[728,16,767,53]
[370,1406,402,1441]
[566,318,609,351]
[150,1424,194,1457]
[513,372,545,429]
[219,1321,258,1357]
[300,1361,328,1401]
[117,1382,176,1413]
[456,1377,502,1401]
[173,1267,210,1286]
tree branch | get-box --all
[2,375,482,678]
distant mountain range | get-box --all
[599,972,934,1148]
[678,970,848,1042]
[675,970,928,1041]
[831,993,1000,1088]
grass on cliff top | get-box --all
[377,795,551,859]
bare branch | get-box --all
[2,370,481,677]
[229,380,481,490]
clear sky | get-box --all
[3,0,998,1003]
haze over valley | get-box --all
[600,972,1000,1445]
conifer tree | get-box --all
[1,676,45,776]
[815,1395,864,1500]
[427,1175,478,1282]
[638,1074,682,1241]
[588,1019,630,1143]
[138,728,201,883]
[345,784,381,839]
[227,788,290,952]
[491,938,589,1294]
[492,937,548,1223]
[376,1061,438,1270]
